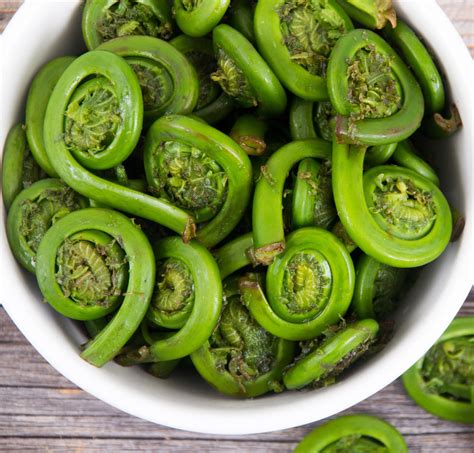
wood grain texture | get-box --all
[1,0,473,451]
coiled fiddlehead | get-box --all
[191,285,295,397]
[43,50,196,239]
[25,56,75,177]
[240,228,355,341]
[353,253,408,320]
[252,139,331,265]
[170,35,221,111]
[291,157,336,230]
[211,24,287,117]
[294,414,407,452]
[35,208,155,367]
[144,115,253,247]
[327,29,424,145]
[283,319,379,389]
[174,0,230,37]
[332,143,452,267]
[82,0,174,50]
[2,124,46,210]
[255,0,353,101]
[98,36,199,123]
[6,179,87,273]
[403,317,474,423]
[115,236,222,362]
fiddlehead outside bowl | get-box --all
[173,0,230,38]
[327,29,424,145]
[43,50,195,239]
[294,414,407,452]
[403,317,474,423]
[211,24,287,118]
[240,228,354,341]
[283,319,379,389]
[25,56,75,177]
[144,114,253,247]
[6,179,87,273]
[82,0,174,50]
[2,124,46,210]
[353,253,408,320]
[191,289,295,397]
[116,236,222,362]
[332,143,452,267]
[97,35,199,123]
[254,0,353,101]
[35,207,155,367]
[252,139,331,265]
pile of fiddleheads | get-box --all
[2,0,464,402]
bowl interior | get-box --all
[1,0,472,435]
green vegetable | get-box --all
[43,50,196,239]
[82,0,173,50]
[211,24,287,117]
[332,143,452,267]
[230,113,269,156]
[36,208,155,367]
[252,139,331,265]
[214,232,254,279]
[294,414,407,452]
[25,56,75,176]
[98,35,199,123]
[353,253,408,320]
[113,236,222,361]
[327,29,424,145]
[174,0,230,37]
[191,279,295,397]
[336,0,396,30]
[2,124,46,210]
[240,228,355,341]
[143,114,253,247]
[228,0,255,43]
[283,319,379,389]
[6,179,87,273]
[403,317,474,424]
[255,0,353,101]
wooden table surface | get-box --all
[1,1,473,451]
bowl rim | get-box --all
[1,0,473,435]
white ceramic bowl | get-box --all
[1,0,472,435]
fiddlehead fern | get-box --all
[327,29,424,145]
[283,319,379,389]
[403,317,474,423]
[191,285,295,397]
[240,228,355,340]
[294,415,407,452]
[6,179,87,273]
[291,158,336,230]
[332,143,452,267]
[211,24,287,117]
[252,139,331,265]
[174,0,230,37]
[170,35,220,111]
[98,36,199,123]
[35,208,155,367]
[214,232,254,280]
[43,50,196,239]
[254,0,353,101]
[353,253,408,320]
[113,236,222,362]
[82,0,174,50]
[144,115,253,247]
[2,124,46,210]
[228,0,256,44]
[25,56,75,176]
